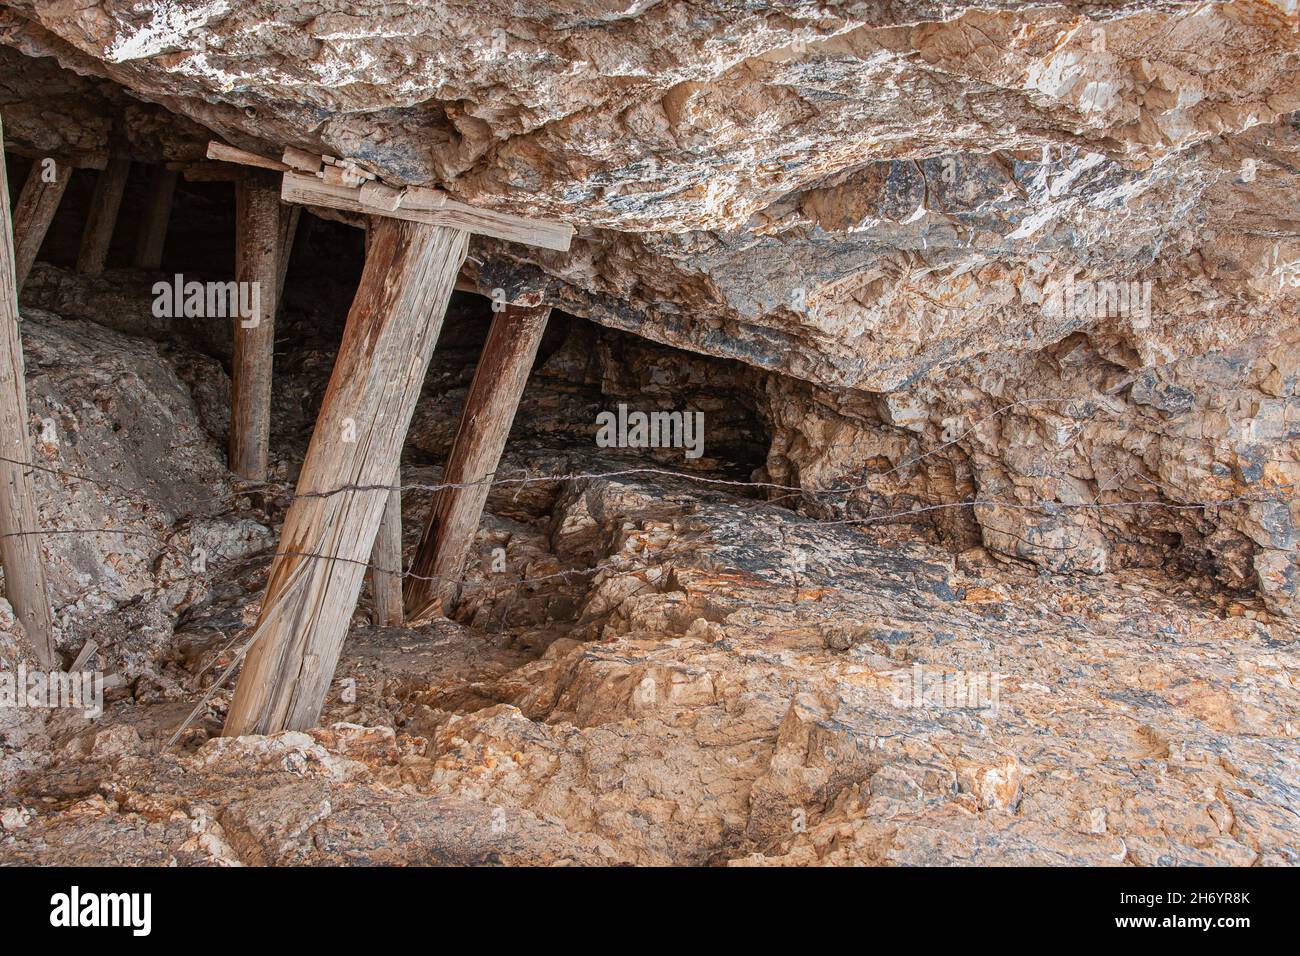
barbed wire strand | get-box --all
[0,393,1294,744]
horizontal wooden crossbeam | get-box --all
[205,141,573,252]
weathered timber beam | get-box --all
[223,219,469,735]
[206,141,290,172]
[11,157,72,291]
[281,172,573,252]
[229,177,281,481]
[404,303,551,621]
[133,167,178,270]
[76,154,131,275]
[0,120,56,669]
[369,471,404,627]
[282,147,322,174]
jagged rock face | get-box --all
[0,301,270,671]
[2,1,1297,610]
[3,461,1298,865]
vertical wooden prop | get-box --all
[12,157,72,292]
[369,472,405,626]
[224,219,468,735]
[76,154,131,275]
[228,177,281,481]
[133,166,178,269]
[404,304,550,621]
[0,121,56,668]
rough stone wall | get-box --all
[1,1,1297,612]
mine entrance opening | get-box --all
[270,213,773,503]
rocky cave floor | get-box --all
[1,231,1298,866]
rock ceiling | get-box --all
[0,1,1296,387]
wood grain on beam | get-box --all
[206,141,290,172]
[405,304,551,621]
[229,178,281,481]
[223,219,469,735]
[0,121,56,668]
[281,171,573,252]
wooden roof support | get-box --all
[223,219,469,735]
[404,303,551,622]
[133,166,178,270]
[76,154,131,275]
[205,140,573,252]
[0,120,57,669]
[206,141,291,173]
[11,157,71,292]
[229,177,283,482]
[281,172,573,251]
[218,136,570,735]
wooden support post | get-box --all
[369,471,404,626]
[228,177,281,481]
[224,219,468,735]
[11,157,72,292]
[0,122,56,669]
[404,304,550,621]
[76,154,131,275]
[133,166,177,269]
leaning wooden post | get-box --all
[132,166,177,269]
[369,470,405,626]
[404,303,550,621]
[228,176,281,480]
[76,154,131,275]
[12,157,72,292]
[0,121,56,669]
[224,219,468,735]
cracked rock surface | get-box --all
[2,1,1296,610]
[1,2,1299,865]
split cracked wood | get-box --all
[405,303,551,621]
[0,119,57,669]
[223,219,468,735]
